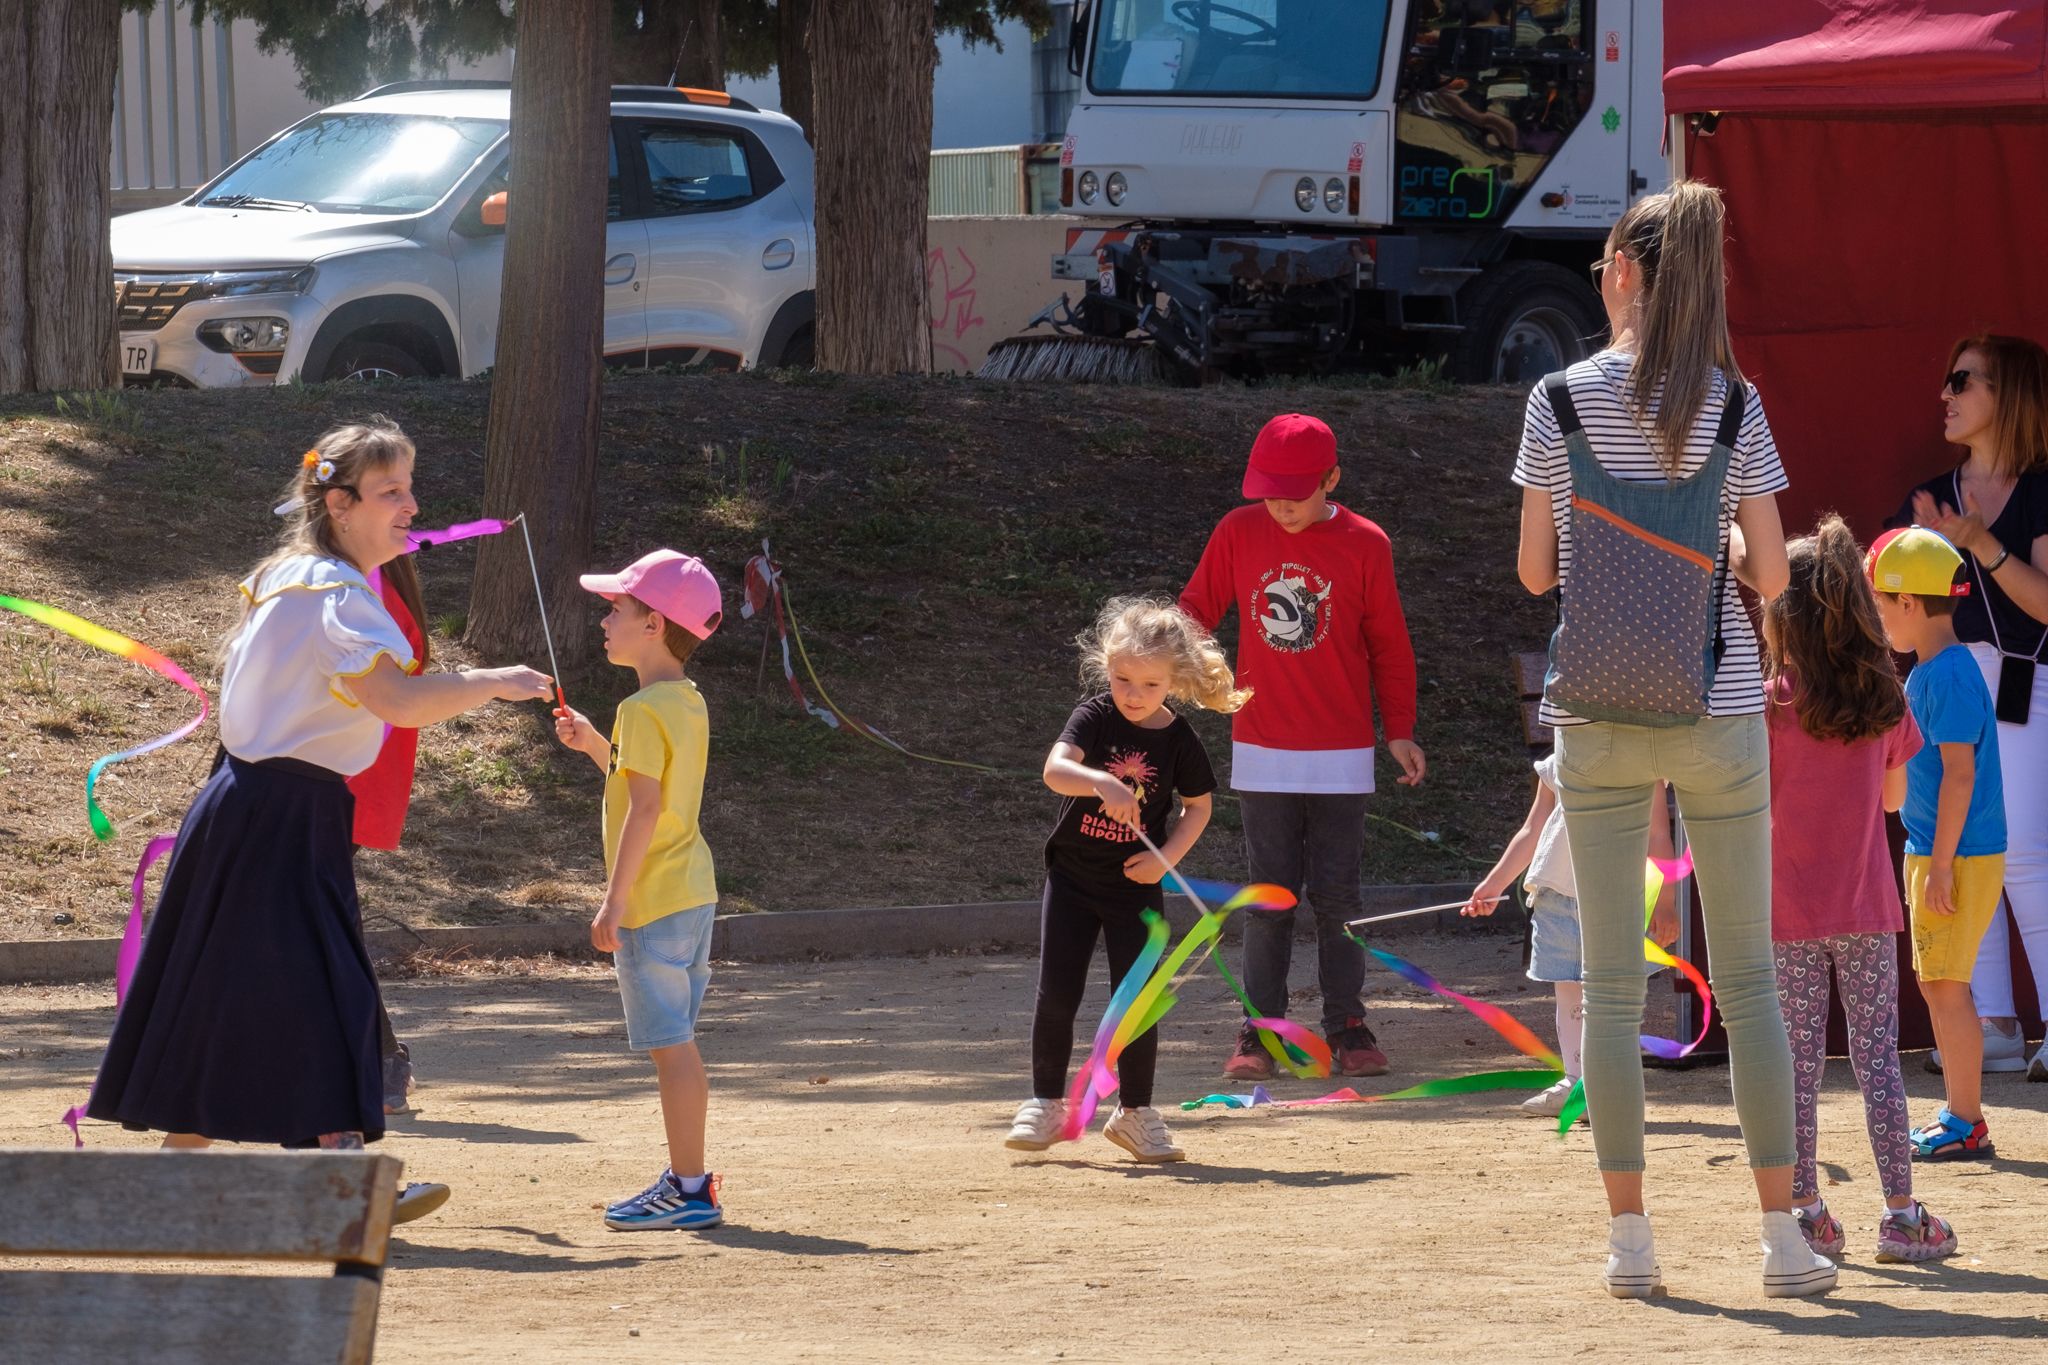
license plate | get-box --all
[119,339,155,376]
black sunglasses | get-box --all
[1945,369,1985,396]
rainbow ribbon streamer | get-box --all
[0,596,210,841]
[1184,1070,1559,1111]
[1056,864,1305,1143]
[1361,942,1564,1071]
[1172,874,1331,1077]
[61,833,176,1147]
[1555,852,1715,1134]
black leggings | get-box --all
[1031,871,1163,1108]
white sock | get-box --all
[1796,1198,1824,1219]
[1888,1202,1920,1224]
[1555,982,1585,1079]
[673,1171,708,1195]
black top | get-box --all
[1891,467,2048,659]
[1045,694,1217,893]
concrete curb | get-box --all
[0,883,1519,986]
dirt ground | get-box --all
[6,936,2047,1362]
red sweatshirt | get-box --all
[346,573,425,851]
[1179,502,1417,791]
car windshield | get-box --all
[1088,0,1393,99]
[198,113,505,215]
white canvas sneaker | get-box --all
[1004,1097,1067,1151]
[1762,1210,1839,1297]
[1102,1105,1186,1163]
[1927,1018,2027,1074]
[1603,1212,1665,1298]
[1520,1076,1578,1118]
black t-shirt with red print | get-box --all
[1045,693,1218,895]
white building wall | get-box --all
[114,2,513,195]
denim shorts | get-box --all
[614,903,716,1051]
[1528,887,1659,984]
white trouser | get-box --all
[1965,642,2048,1020]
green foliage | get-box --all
[165,1,1056,102]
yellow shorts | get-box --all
[1906,852,2006,983]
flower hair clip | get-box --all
[302,448,336,485]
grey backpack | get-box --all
[1543,372,1746,727]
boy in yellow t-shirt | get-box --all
[555,549,725,1231]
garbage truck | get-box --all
[980,1,1667,383]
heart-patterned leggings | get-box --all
[1772,933,1913,1202]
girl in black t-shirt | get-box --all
[1005,598,1248,1163]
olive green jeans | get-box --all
[1555,714,1795,1173]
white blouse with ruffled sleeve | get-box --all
[218,555,415,776]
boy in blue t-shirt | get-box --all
[1868,528,2007,1161]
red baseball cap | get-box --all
[579,549,724,639]
[1242,413,1337,500]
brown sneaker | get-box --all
[1331,1018,1389,1077]
[1222,1022,1275,1080]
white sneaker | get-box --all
[393,1181,451,1225]
[1604,1212,1664,1298]
[1762,1210,1838,1297]
[2029,1039,2048,1083]
[1520,1076,1578,1118]
[1928,1018,2027,1074]
[1004,1097,1066,1151]
[1102,1105,1186,1163]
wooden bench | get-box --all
[0,1149,401,1365]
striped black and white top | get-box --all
[1512,349,1789,728]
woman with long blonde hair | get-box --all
[1513,182,1832,1297]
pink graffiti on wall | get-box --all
[926,246,988,373]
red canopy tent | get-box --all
[1664,2,2048,1051]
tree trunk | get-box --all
[813,0,933,374]
[0,0,120,393]
[467,0,612,671]
[612,0,724,87]
[776,0,814,141]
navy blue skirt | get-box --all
[87,754,385,1144]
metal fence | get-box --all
[113,2,238,193]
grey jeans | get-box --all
[1555,714,1795,1173]
[1236,791,1370,1033]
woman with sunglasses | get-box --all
[1894,336,2048,1081]
[1514,181,1833,1299]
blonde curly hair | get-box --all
[1077,596,1250,713]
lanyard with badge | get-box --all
[1956,471,2047,724]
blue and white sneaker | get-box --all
[604,1168,723,1231]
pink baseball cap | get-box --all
[579,549,724,639]
[1242,413,1338,500]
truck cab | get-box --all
[1022,0,1665,381]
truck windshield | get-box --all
[1087,0,1393,99]
[198,113,505,215]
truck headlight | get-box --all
[1105,172,1128,206]
[1295,177,1317,212]
[197,317,291,353]
[1324,178,1346,212]
[1077,171,1100,205]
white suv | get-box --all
[112,82,816,387]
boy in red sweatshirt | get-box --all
[1179,413,1424,1078]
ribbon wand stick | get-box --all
[511,511,566,711]
[1345,895,1503,931]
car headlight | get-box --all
[1105,172,1128,206]
[1077,171,1100,205]
[1324,178,1346,213]
[204,267,316,298]
[1295,176,1317,212]
[197,317,291,353]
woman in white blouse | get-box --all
[88,419,550,1155]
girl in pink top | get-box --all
[1761,516,1956,1264]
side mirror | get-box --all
[481,191,508,228]
[1067,1,1089,78]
